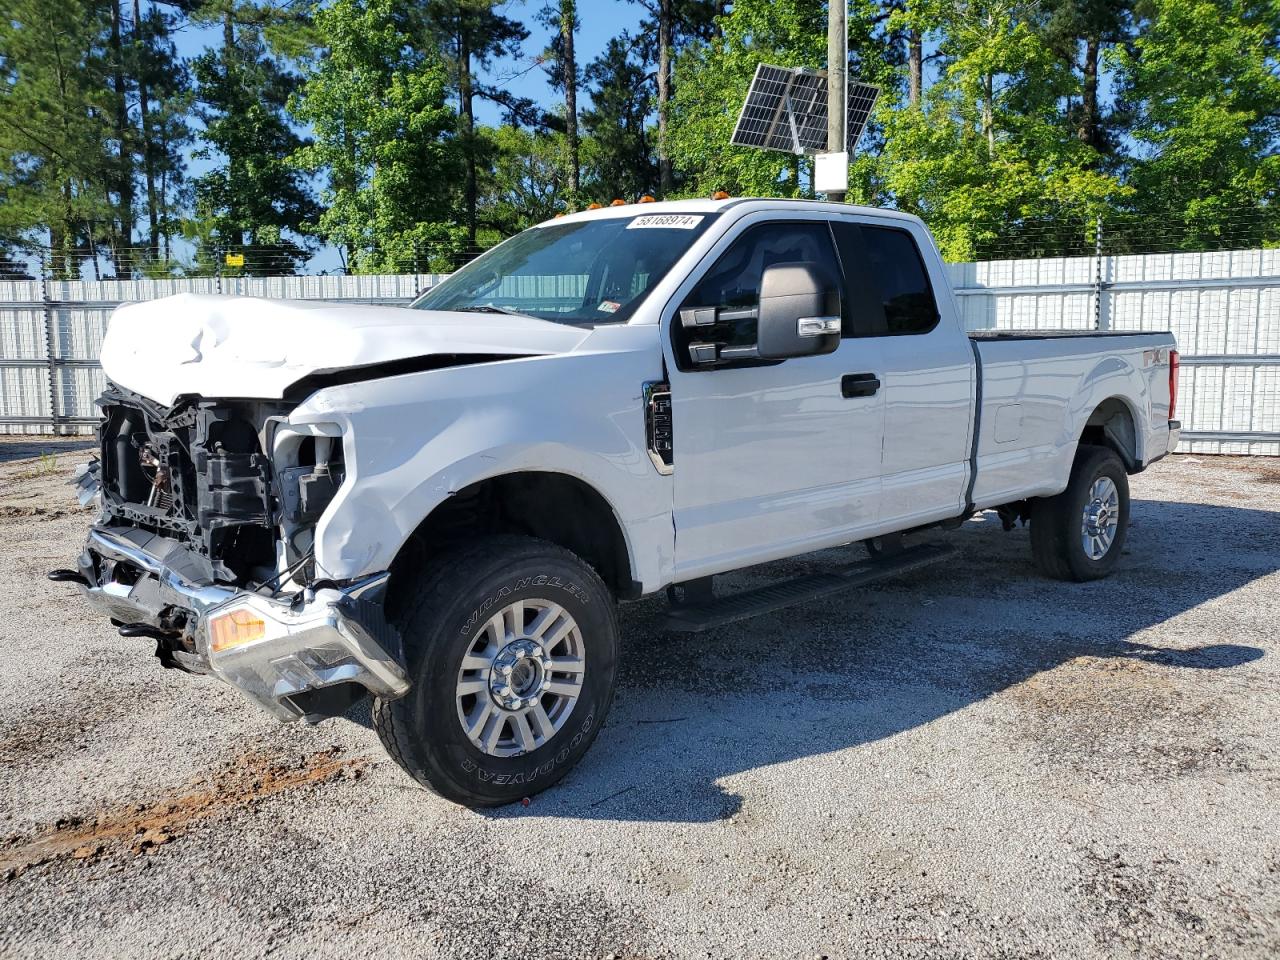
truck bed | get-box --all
[968,329,1177,512]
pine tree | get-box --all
[877,0,1122,259]
[580,33,657,201]
[128,0,192,267]
[427,1,529,245]
[0,0,118,277]
[189,0,318,274]
[539,0,580,201]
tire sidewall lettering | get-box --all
[459,713,594,785]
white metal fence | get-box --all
[3,250,1279,454]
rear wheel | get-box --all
[373,535,618,806]
[1030,444,1130,582]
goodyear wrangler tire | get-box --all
[372,535,618,807]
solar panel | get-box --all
[844,80,880,151]
[729,63,879,155]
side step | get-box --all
[659,542,958,633]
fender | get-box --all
[286,327,675,593]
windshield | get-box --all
[410,213,719,325]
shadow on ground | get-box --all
[464,495,1274,823]
[332,493,1274,822]
[0,439,96,464]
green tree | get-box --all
[629,0,721,196]
[878,0,1123,259]
[580,33,657,202]
[128,0,192,266]
[477,125,566,233]
[427,1,529,245]
[0,0,118,276]
[538,1,580,199]
[667,0,893,199]
[1040,0,1133,154]
[189,0,318,274]
[1111,0,1280,249]
[291,0,464,272]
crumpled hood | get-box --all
[100,293,591,405]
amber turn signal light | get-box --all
[209,608,267,654]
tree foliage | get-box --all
[291,0,463,272]
[0,0,1276,277]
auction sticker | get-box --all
[626,215,705,230]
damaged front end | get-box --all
[55,383,408,721]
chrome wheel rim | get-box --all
[1081,476,1120,560]
[455,599,586,758]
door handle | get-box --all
[841,373,881,398]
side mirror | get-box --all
[756,262,842,359]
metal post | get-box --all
[39,254,62,436]
[826,1,847,203]
[1093,212,1108,330]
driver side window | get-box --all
[673,221,840,369]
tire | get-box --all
[372,534,619,807]
[1030,444,1130,582]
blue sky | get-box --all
[169,0,645,272]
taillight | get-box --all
[1168,350,1180,421]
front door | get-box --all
[663,218,886,580]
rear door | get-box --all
[662,215,886,580]
[830,219,975,528]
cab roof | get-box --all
[541,197,923,228]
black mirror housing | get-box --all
[756,262,842,359]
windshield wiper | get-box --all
[467,303,533,318]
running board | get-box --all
[659,543,958,633]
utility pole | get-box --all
[826,1,847,202]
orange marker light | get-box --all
[209,608,267,654]
[711,190,731,200]
[610,199,626,206]
[639,195,656,203]
[553,212,566,218]
[586,202,603,210]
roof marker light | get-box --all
[586,202,603,210]
[712,190,731,200]
[610,199,626,206]
[639,195,656,203]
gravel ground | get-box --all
[0,436,1277,960]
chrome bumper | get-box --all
[74,527,410,721]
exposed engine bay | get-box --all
[94,382,343,588]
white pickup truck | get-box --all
[54,197,1181,805]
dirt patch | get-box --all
[0,504,80,521]
[1005,655,1253,781]
[0,747,369,880]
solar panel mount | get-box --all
[730,63,880,156]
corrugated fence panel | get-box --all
[950,247,1280,454]
[4,255,1278,453]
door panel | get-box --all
[844,222,973,527]
[665,219,886,579]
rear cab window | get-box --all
[830,221,941,337]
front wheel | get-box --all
[1030,444,1130,582]
[373,535,618,806]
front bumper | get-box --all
[72,526,410,721]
